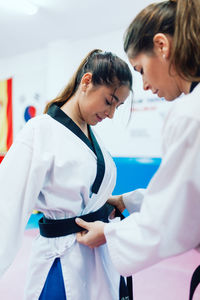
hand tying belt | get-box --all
[38,203,114,238]
[38,202,133,300]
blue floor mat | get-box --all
[26,213,42,229]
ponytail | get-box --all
[171,0,200,81]
[124,0,200,82]
[44,49,132,113]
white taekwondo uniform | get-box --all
[105,83,200,276]
[0,103,121,300]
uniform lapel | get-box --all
[47,104,105,194]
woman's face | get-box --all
[129,52,183,101]
[79,82,130,126]
[128,34,188,101]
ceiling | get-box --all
[0,0,152,59]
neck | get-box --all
[182,80,192,95]
[61,96,88,135]
[175,76,191,95]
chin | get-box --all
[165,90,182,101]
[164,96,175,101]
[89,120,98,126]
[164,94,178,101]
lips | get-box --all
[157,90,163,98]
[96,114,103,122]
[152,89,158,94]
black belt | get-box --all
[38,202,133,300]
[189,265,200,300]
[38,203,114,238]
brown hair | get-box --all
[44,49,132,113]
[124,0,200,81]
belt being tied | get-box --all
[38,202,133,300]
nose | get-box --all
[105,106,115,119]
[143,78,150,91]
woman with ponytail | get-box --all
[76,1,200,299]
[0,49,132,299]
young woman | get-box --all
[76,1,200,298]
[0,49,132,299]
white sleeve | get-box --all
[0,125,49,276]
[122,189,146,213]
[104,115,200,276]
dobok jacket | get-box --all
[0,104,120,300]
[105,83,200,276]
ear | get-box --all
[81,72,92,92]
[153,33,171,59]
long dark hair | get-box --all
[44,49,132,113]
[124,0,200,81]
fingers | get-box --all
[76,231,95,248]
[76,231,89,243]
[76,232,103,249]
[107,195,118,205]
[107,195,125,212]
[109,208,116,219]
[76,221,106,248]
[75,218,91,230]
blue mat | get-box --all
[26,213,42,229]
[113,157,161,194]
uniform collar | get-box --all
[189,70,200,93]
[47,103,105,194]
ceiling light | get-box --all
[0,0,39,15]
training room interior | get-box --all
[0,0,199,299]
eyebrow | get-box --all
[110,94,119,102]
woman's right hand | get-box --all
[107,195,125,213]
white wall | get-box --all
[0,48,47,136]
[45,29,127,98]
[0,29,171,157]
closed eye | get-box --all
[116,102,124,110]
[105,99,112,105]
[134,66,143,75]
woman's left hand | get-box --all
[75,218,106,248]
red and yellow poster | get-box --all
[0,78,13,155]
